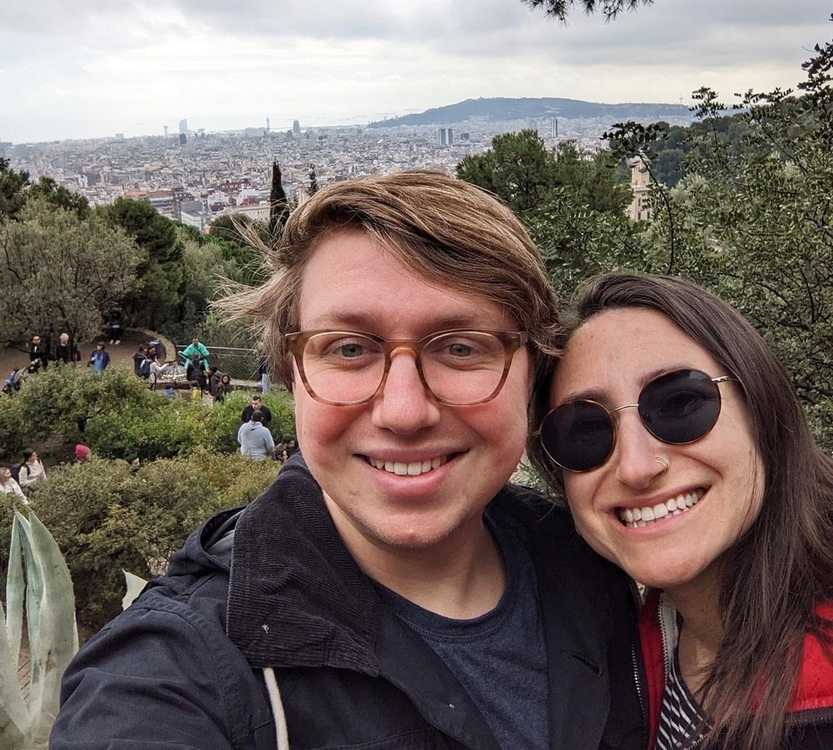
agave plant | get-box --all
[0,508,78,749]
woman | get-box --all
[18,448,47,489]
[531,273,833,750]
[214,373,233,403]
[0,465,26,500]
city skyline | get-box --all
[1,0,828,144]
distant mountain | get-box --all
[368,97,691,127]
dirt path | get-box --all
[1,331,163,378]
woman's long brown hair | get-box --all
[528,272,833,750]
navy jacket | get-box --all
[52,455,645,749]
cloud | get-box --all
[0,0,829,142]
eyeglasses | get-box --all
[539,368,738,473]
[285,329,528,406]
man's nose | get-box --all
[371,349,441,434]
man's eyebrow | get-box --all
[303,310,500,332]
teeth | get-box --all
[616,489,706,528]
[369,455,448,477]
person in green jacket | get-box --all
[181,336,209,368]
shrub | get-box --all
[204,390,296,453]
[84,399,210,461]
[0,395,28,460]
[0,366,162,461]
[13,451,281,630]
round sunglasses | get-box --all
[539,368,738,473]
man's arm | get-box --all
[52,604,237,749]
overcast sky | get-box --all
[1,0,828,143]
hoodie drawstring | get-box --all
[263,667,290,750]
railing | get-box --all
[175,344,259,381]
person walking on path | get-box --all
[18,449,46,490]
[0,465,26,500]
[240,394,271,428]
[236,410,275,461]
[88,343,110,373]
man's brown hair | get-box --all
[218,170,561,400]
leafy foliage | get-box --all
[640,26,833,443]
[527,186,651,302]
[0,367,296,463]
[0,197,142,343]
[458,130,640,303]
[8,451,281,630]
[0,158,30,222]
[523,0,653,21]
[457,130,631,216]
[269,160,289,238]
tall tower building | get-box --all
[164,125,168,138]
[437,128,448,147]
[447,128,454,146]
[179,119,188,134]
[292,120,301,136]
[266,117,270,133]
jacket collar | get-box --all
[639,590,833,740]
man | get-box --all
[52,172,643,749]
[29,334,49,371]
[182,336,210,368]
[241,393,272,428]
[88,342,110,373]
[237,410,275,461]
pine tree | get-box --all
[269,160,288,237]
[308,165,319,196]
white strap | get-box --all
[263,667,290,750]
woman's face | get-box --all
[27,452,38,463]
[1,468,10,481]
[548,308,764,592]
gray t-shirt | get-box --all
[376,512,549,750]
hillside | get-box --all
[368,97,691,127]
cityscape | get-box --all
[0,108,692,233]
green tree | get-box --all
[523,0,653,21]
[207,213,267,286]
[551,141,632,214]
[643,22,833,444]
[457,130,556,213]
[308,164,319,195]
[29,176,90,219]
[104,197,185,332]
[0,197,141,343]
[0,158,29,222]
[269,160,289,237]
[527,187,650,302]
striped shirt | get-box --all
[656,600,708,750]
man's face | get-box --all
[192,338,199,345]
[293,230,532,558]
[251,397,261,409]
[32,336,40,345]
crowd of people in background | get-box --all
[2,329,295,497]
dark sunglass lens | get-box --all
[639,370,721,444]
[542,401,615,471]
